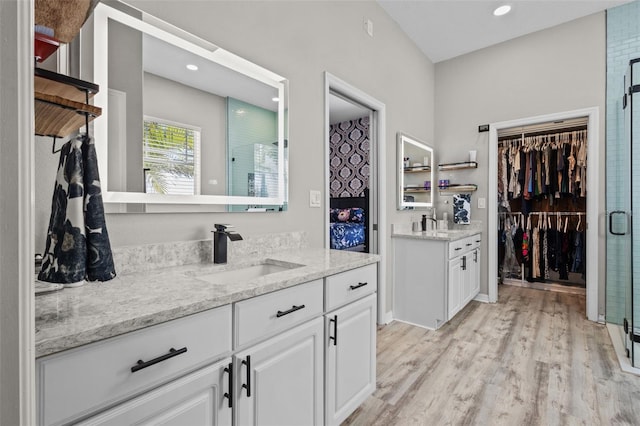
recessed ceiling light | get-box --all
[493,4,511,16]
[186,64,198,71]
[272,97,279,102]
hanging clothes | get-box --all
[497,129,587,209]
[502,219,520,278]
[39,134,117,286]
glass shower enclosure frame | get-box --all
[610,58,640,367]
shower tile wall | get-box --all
[606,1,640,324]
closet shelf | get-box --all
[34,68,101,138]
[438,161,478,171]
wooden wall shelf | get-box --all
[34,68,101,138]
[438,184,478,193]
[438,161,478,171]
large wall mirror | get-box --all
[89,2,288,212]
[397,132,434,210]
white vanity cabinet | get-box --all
[76,358,232,426]
[232,279,324,426]
[324,265,377,426]
[37,262,379,426]
[447,235,481,320]
[234,318,324,426]
[37,305,233,426]
[394,233,481,330]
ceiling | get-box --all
[329,94,370,124]
[378,0,632,63]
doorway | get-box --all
[488,107,600,322]
[324,73,387,324]
[328,92,371,253]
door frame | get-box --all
[488,107,599,322]
[2,0,36,423]
[324,72,387,324]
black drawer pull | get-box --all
[242,356,251,397]
[131,347,187,373]
[223,362,233,408]
[475,240,481,243]
[454,247,462,251]
[466,243,472,246]
[276,304,305,317]
[349,282,368,290]
[329,315,338,346]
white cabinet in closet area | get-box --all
[36,263,378,426]
[393,233,481,330]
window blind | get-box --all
[143,118,201,195]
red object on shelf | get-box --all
[34,32,60,63]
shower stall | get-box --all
[608,59,640,368]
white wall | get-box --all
[32,0,435,315]
[434,13,607,313]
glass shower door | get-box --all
[629,60,640,366]
[610,59,640,366]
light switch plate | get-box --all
[477,197,486,209]
[309,190,321,207]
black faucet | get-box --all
[212,224,243,264]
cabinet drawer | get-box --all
[37,305,232,426]
[448,238,467,258]
[448,234,480,258]
[325,264,377,311]
[234,279,323,349]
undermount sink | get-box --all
[196,261,304,284]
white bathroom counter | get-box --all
[35,248,380,358]
[392,228,480,242]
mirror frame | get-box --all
[91,3,287,206]
[397,132,434,210]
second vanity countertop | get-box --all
[392,228,481,242]
[35,248,380,358]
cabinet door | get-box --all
[77,358,232,426]
[448,256,463,320]
[462,254,473,305]
[234,318,324,426]
[325,293,377,426]
[471,248,481,298]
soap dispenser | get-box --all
[421,215,427,231]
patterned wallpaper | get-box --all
[329,116,370,197]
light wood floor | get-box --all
[344,285,640,426]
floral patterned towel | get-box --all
[39,134,116,285]
[453,194,471,224]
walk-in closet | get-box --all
[497,117,588,294]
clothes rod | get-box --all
[498,211,585,216]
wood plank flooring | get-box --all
[344,285,640,426]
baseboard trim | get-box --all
[378,310,393,325]
[392,318,437,331]
[474,293,490,303]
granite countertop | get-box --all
[35,248,380,358]
[392,228,481,242]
